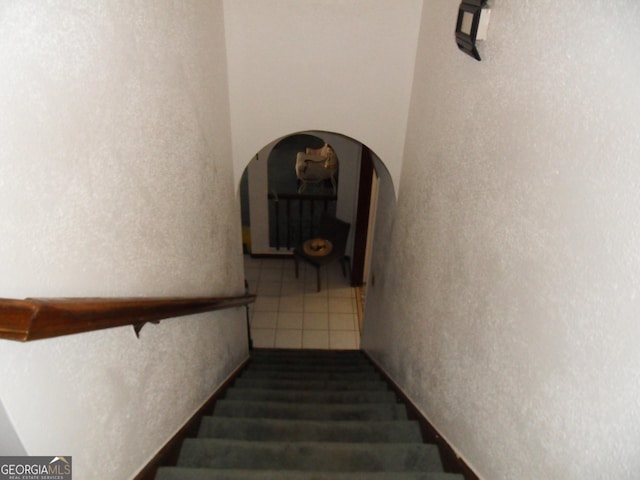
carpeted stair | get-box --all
[155,349,464,480]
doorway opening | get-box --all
[239,131,391,335]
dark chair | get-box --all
[293,214,351,292]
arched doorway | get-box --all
[240,131,360,259]
[239,131,394,343]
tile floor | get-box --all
[244,255,360,350]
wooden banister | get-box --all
[0,295,255,342]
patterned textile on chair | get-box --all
[295,143,338,194]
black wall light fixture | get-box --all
[455,0,489,61]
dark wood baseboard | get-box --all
[249,253,294,259]
[248,254,352,267]
[133,357,250,480]
[363,352,479,480]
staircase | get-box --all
[155,349,465,480]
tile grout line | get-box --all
[246,256,359,350]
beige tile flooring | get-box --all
[244,255,360,350]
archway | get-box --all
[238,130,396,335]
[240,131,360,257]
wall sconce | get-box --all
[455,0,491,61]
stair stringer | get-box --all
[363,350,481,480]
[134,355,251,480]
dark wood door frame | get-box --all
[350,145,374,286]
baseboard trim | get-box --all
[363,351,480,480]
[133,356,250,480]
[249,253,293,258]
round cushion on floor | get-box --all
[303,238,333,257]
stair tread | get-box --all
[245,363,376,373]
[233,377,389,391]
[177,438,443,472]
[154,349,464,479]
[240,371,380,381]
[198,417,422,443]
[249,351,369,366]
[251,348,364,356]
[240,372,380,382]
[225,387,395,404]
[214,399,407,421]
[248,361,373,369]
[157,467,464,480]
[251,351,369,357]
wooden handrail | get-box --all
[0,295,255,342]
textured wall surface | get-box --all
[223,0,423,192]
[0,399,26,456]
[0,1,247,478]
[362,1,640,479]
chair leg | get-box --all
[294,256,299,279]
[340,256,349,278]
[316,266,321,292]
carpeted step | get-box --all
[224,387,396,404]
[153,348,466,480]
[239,369,380,382]
[248,351,370,366]
[197,417,422,443]
[156,467,464,480]
[250,349,370,358]
[246,360,374,370]
[250,348,363,359]
[245,362,377,374]
[176,439,443,472]
[214,399,407,421]
[232,377,389,391]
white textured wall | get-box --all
[0,1,247,479]
[362,1,640,479]
[0,399,26,456]
[223,0,422,192]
